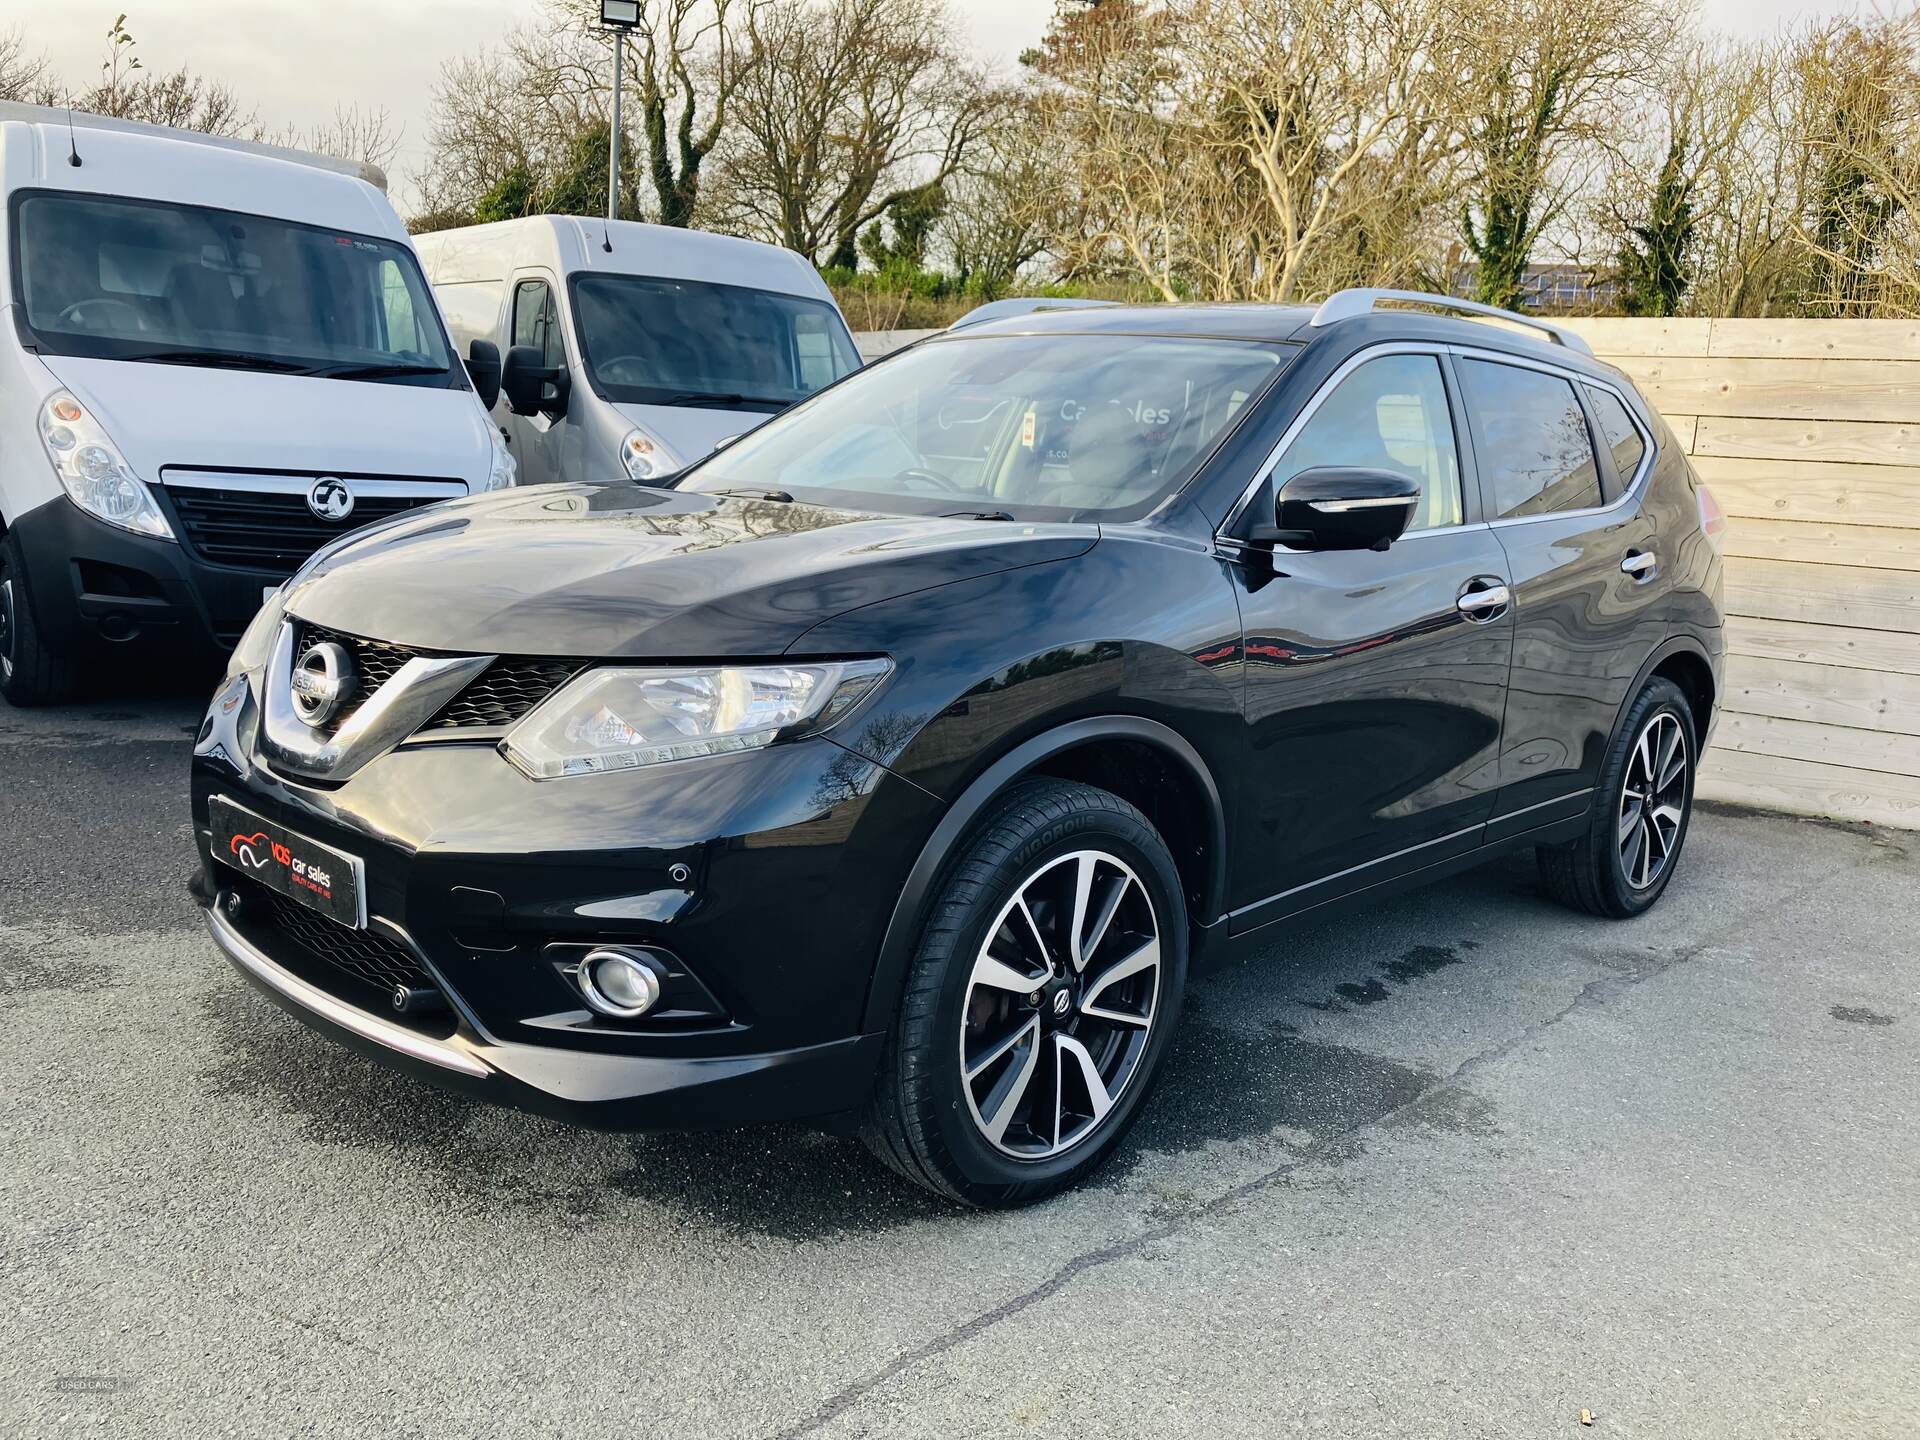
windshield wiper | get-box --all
[656,391,789,409]
[709,487,794,503]
[113,348,316,374]
[942,509,1018,522]
[311,361,447,380]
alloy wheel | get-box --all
[0,575,15,684]
[1619,711,1688,890]
[959,849,1162,1159]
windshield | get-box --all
[680,333,1291,521]
[572,273,860,412]
[12,192,455,382]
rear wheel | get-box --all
[1537,677,1696,918]
[862,779,1188,1207]
[0,529,76,707]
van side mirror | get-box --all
[465,340,502,411]
[1248,467,1420,553]
[502,344,570,419]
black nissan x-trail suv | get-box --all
[192,290,1726,1206]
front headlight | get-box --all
[502,660,891,779]
[37,391,173,539]
[620,428,676,481]
[486,426,518,490]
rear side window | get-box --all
[1585,385,1648,492]
[1275,354,1463,530]
[1458,359,1602,519]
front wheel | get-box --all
[0,529,77,707]
[862,779,1188,1207]
[1537,677,1696,918]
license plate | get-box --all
[209,796,366,928]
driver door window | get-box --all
[511,279,564,367]
[1275,354,1463,531]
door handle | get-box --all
[1622,550,1658,580]
[1457,581,1511,621]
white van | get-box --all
[414,216,862,485]
[0,104,511,706]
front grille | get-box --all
[161,483,447,577]
[258,890,432,996]
[294,622,424,732]
[427,659,581,730]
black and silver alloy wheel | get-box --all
[1618,711,1688,890]
[960,849,1161,1158]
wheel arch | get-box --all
[859,716,1227,1035]
[1615,636,1717,754]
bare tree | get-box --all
[73,14,255,137]
[0,27,57,104]
[1454,0,1680,309]
[715,0,998,267]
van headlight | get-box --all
[38,392,173,539]
[502,660,891,779]
[620,428,675,481]
[486,427,517,490]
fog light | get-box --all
[578,948,663,1018]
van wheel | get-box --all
[862,779,1188,1207]
[1537,677,1696,919]
[0,529,76,707]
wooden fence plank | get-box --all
[1725,558,1920,633]
[1626,357,1920,424]
[1697,748,1920,829]
[1723,655,1920,736]
[1692,455,1920,529]
[1704,318,1920,361]
[1714,711,1920,775]
[1727,616,1920,677]
[1663,413,1699,452]
[1561,317,1712,356]
[1723,517,1920,571]
[1691,416,1920,466]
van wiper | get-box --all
[657,392,788,409]
[942,509,1017,522]
[710,487,794,502]
[114,348,315,374]
[312,361,448,380]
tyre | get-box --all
[0,528,76,707]
[1537,677,1696,919]
[862,778,1189,1207]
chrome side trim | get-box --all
[1230,819,1487,919]
[161,469,468,500]
[259,621,493,782]
[1488,787,1596,826]
[207,906,491,1078]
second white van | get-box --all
[414,216,863,484]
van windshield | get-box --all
[571,274,860,412]
[680,333,1292,522]
[12,192,455,383]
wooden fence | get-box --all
[857,319,1920,829]
[1562,319,1920,830]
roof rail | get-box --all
[1309,288,1593,356]
[0,101,388,193]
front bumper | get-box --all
[192,672,945,1131]
[205,899,883,1129]
[9,495,283,662]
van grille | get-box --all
[158,471,464,577]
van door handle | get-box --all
[1457,578,1511,622]
[1622,550,1658,580]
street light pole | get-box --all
[598,1,641,223]
[607,31,623,223]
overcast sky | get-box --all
[1,0,1868,214]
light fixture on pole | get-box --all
[599,2,641,223]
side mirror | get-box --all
[465,339,502,411]
[501,344,570,419]
[1249,467,1421,552]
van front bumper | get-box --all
[9,495,281,662]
